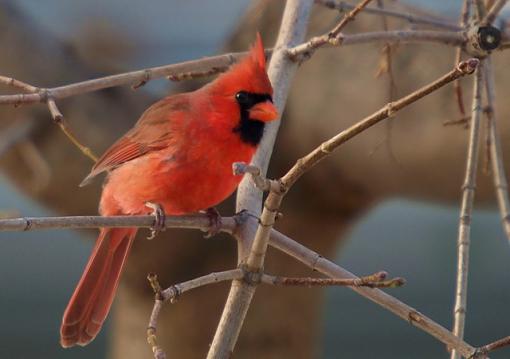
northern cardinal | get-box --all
[60,34,277,348]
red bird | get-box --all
[60,34,277,348]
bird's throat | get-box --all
[233,113,265,146]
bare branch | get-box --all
[267,229,478,358]
[243,59,480,322]
[281,59,479,189]
[0,75,39,93]
[315,0,461,30]
[0,214,237,233]
[161,269,244,302]
[0,31,465,107]
[210,1,314,357]
[147,274,166,359]
[47,98,98,162]
[450,64,484,359]
[147,269,243,359]
[476,335,510,357]
[167,67,228,81]
[482,0,508,25]
[0,51,248,105]
[452,0,472,121]
[232,162,280,192]
[261,271,405,288]
[288,29,465,60]
[287,0,373,61]
[483,58,510,241]
[329,0,374,37]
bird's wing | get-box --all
[80,95,190,187]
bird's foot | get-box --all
[202,207,222,238]
[145,202,166,240]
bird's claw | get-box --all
[145,202,166,240]
[203,207,222,238]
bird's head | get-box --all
[206,33,278,145]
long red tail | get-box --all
[60,227,137,348]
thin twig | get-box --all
[0,31,465,106]
[287,0,373,61]
[329,0,374,37]
[475,335,510,356]
[147,274,165,359]
[316,0,461,30]
[452,0,472,122]
[261,271,405,288]
[47,98,98,162]
[374,0,398,162]
[288,29,464,60]
[483,105,492,175]
[232,162,280,192]
[483,58,510,241]
[0,214,237,233]
[281,59,479,189]
[450,64,484,359]
[147,269,243,359]
[167,67,228,81]
[0,52,247,105]
[0,210,484,357]
[482,0,508,25]
[475,0,487,19]
[245,59,479,293]
[0,75,39,93]
[266,228,478,358]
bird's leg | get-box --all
[202,207,222,238]
[145,202,166,240]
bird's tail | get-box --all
[60,227,137,348]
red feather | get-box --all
[61,33,278,347]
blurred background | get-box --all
[1,0,510,358]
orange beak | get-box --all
[249,101,279,122]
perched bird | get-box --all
[60,34,277,348]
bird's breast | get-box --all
[102,134,257,216]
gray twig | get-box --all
[450,64,484,359]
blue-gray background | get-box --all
[1,1,509,358]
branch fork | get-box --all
[232,162,283,193]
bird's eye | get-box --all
[235,91,250,105]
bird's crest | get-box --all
[211,33,272,96]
